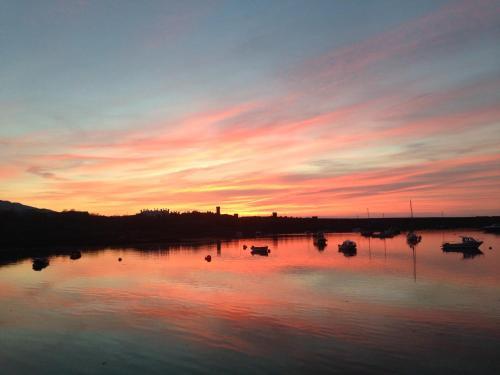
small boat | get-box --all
[338,240,357,256]
[32,257,49,271]
[442,236,483,250]
[371,231,392,239]
[313,232,327,246]
[360,230,374,237]
[251,246,270,256]
[406,200,421,245]
[483,223,500,233]
[407,231,422,245]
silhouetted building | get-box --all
[234,213,239,218]
[272,212,278,218]
[216,206,221,215]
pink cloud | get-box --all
[3,0,500,216]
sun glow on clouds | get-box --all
[1,0,500,216]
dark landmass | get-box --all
[0,200,498,250]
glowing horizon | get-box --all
[1,0,500,217]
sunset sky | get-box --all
[1,0,499,217]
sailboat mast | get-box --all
[410,200,414,219]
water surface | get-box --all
[1,231,499,374]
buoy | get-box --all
[118,257,122,262]
[70,251,81,260]
[205,255,212,262]
[243,245,247,250]
[489,246,492,250]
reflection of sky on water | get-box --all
[1,231,499,373]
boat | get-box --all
[371,228,399,239]
[406,200,421,245]
[313,232,327,247]
[32,257,49,271]
[442,236,483,251]
[407,231,422,245]
[338,240,357,256]
[483,223,500,234]
[251,246,270,256]
[360,230,374,237]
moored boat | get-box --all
[338,240,357,256]
[407,231,422,245]
[483,223,500,234]
[313,232,327,247]
[406,200,421,245]
[442,236,483,250]
[251,246,270,256]
[360,230,374,237]
[32,257,49,271]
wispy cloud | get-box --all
[2,0,500,216]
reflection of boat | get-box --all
[411,246,417,282]
[251,246,270,256]
[338,240,357,257]
[442,246,483,259]
[32,257,49,271]
[484,223,500,233]
[462,248,483,259]
[315,242,327,251]
[442,236,483,250]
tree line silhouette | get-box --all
[0,206,498,248]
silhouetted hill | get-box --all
[0,201,498,248]
[0,200,55,214]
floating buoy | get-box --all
[205,255,212,262]
[489,246,492,250]
[118,257,122,262]
[70,251,81,260]
[243,245,247,250]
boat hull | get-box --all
[442,241,483,250]
[251,246,270,256]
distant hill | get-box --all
[0,199,498,248]
[0,200,55,214]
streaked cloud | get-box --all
[1,0,499,216]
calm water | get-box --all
[1,231,499,374]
